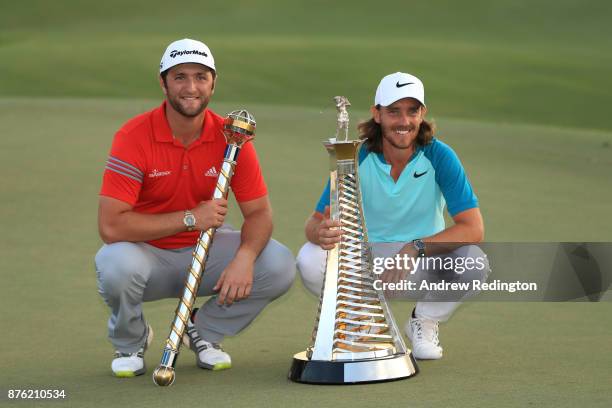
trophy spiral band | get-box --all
[153,110,256,387]
[288,97,418,384]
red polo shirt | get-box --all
[100,102,268,249]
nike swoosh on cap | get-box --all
[396,81,414,88]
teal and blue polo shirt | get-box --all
[315,138,478,243]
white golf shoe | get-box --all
[184,309,232,371]
[405,315,443,360]
[112,324,153,377]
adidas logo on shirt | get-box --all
[205,166,219,178]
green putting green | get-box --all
[1,1,611,406]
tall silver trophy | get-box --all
[288,97,419,384]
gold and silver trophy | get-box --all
[288,97,419,384]
[153,110,256,387]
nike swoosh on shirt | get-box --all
[414,171,428,178]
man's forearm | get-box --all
[235,209,274,262]
[99,210,186,244]
[398,221,484,258]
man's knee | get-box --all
[95,242,149,301]
[255,239,296,298]
[296,242,326,296]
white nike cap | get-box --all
[374,72,425,107]
[159,38,216,73]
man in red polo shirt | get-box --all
[95,38,295,377]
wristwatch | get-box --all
[412,239,426,257]
[183,210,196,232]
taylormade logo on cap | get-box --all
[169,49,208,58]
[375,72,425,107]
[159,38,216,73]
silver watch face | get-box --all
[413,240,425,254]
[184,214,196,227]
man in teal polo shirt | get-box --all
[297,72,488,360]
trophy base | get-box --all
[288,351,419,384]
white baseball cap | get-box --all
[374,72,425,107]
[159,38,216,73]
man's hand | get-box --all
[213,252,254,306]
[379,251,415,298]
[317,206,343,250]
[191,198,228,231]
[380,265,410,285]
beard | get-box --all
[382,126,419,150]
[166,91,209,118]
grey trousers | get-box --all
[297,242,490,322]
[95,229,296,353]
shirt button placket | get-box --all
[183,151,189,172]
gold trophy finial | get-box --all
[333,96,351,141]
[223,109,256,145]
[152,366,175,386]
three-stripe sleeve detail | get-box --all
[105,156,144,183]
